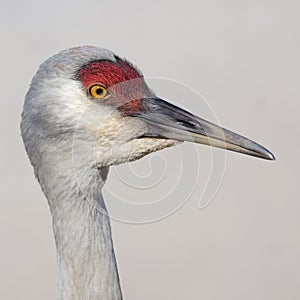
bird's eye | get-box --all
[89,84,108,99]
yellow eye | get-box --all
[89,84,108,99]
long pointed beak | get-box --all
[130,97,275,160]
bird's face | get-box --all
[75,57,180,166]
[22,46,274,170]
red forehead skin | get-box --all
[78,59,142,89]
[78,59,145,115]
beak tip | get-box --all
[262,150,276,161]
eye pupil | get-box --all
[96,88,103,95]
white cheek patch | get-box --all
[96,137,177,167]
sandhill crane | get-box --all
[21,46,274,300]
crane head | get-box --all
[21,46,274,171]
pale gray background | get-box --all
[1,0,299,299]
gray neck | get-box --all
[52,192,122,300]
[31,137,122,300]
